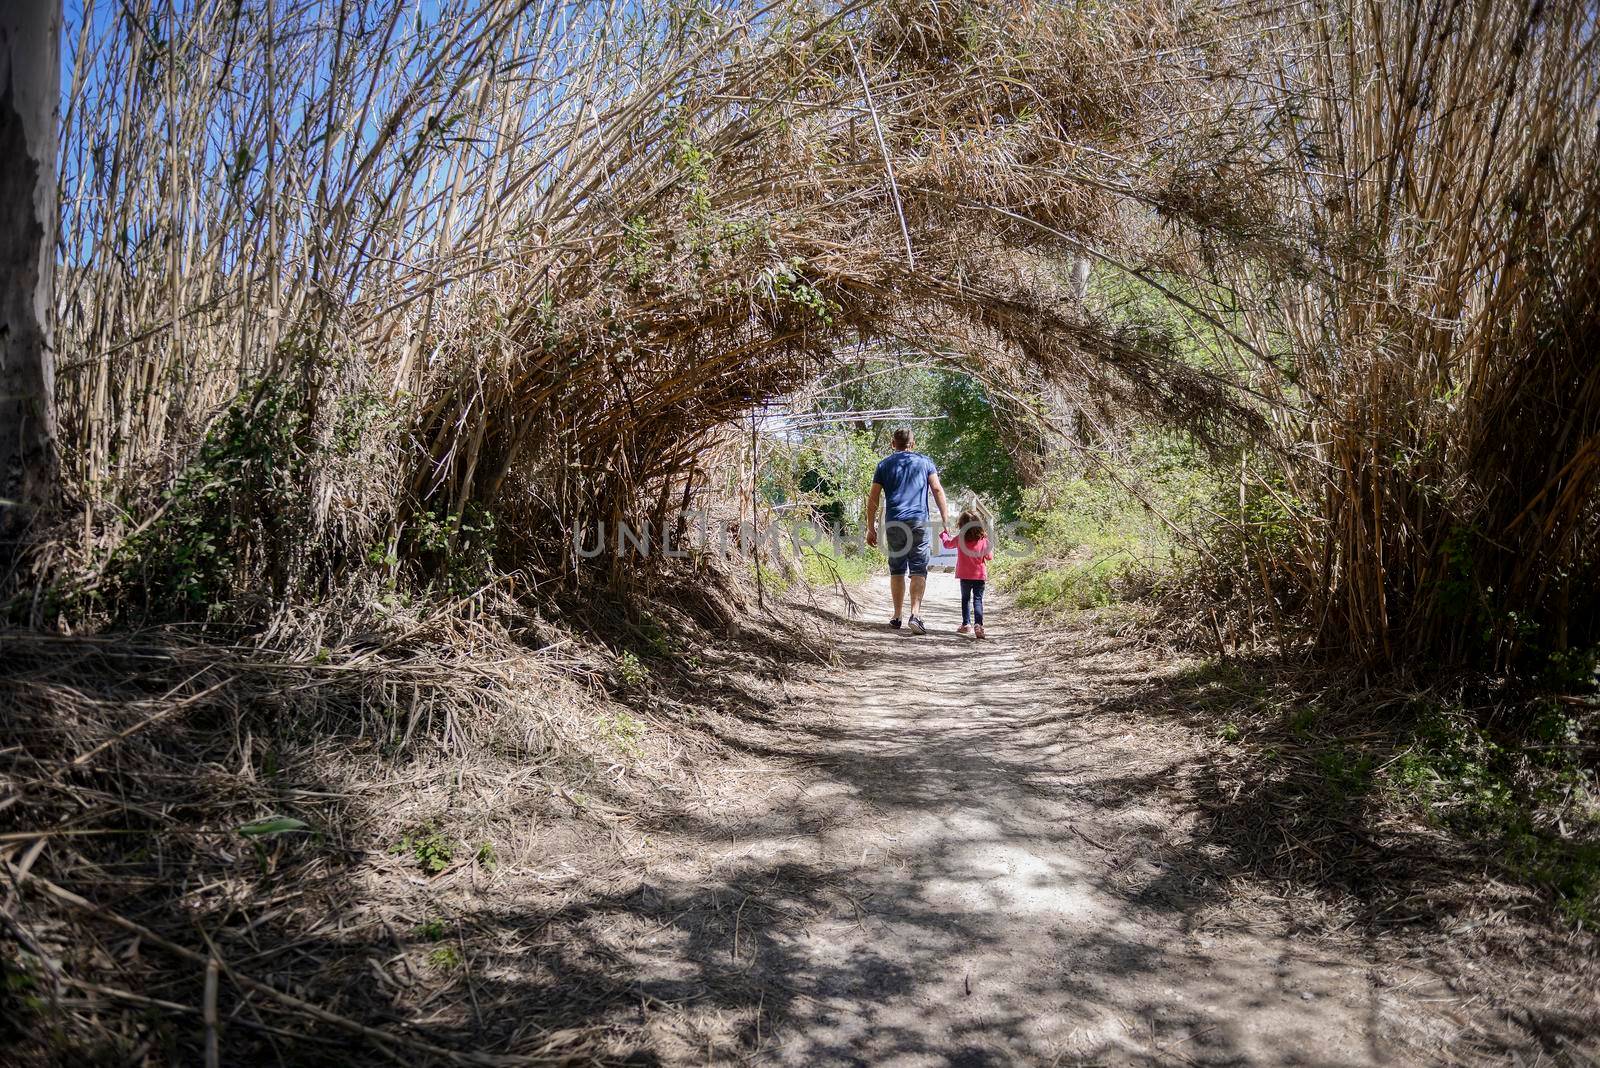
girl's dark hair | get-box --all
[957,509,984,545]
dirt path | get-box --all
[586,576,1460,1065]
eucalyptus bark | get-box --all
[0,0,60,547]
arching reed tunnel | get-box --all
[48,0,1600,669]
[405,1,1263,583]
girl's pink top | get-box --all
[940,530,992,580]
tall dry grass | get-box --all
[1167,0,1600,670]
[41,0,1249,625]
[55,0,772,612]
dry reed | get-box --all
[39,0,1255,626]
[1164,0,1600,669]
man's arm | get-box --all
[928,471,950,530]
[864,482,882,546]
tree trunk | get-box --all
[0,0,60,550]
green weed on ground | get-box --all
[1161,659,1600,928]
[1011,554,1124,611]
[597,710,646,756]
[797,536,881,588]
[1388,701,1600,926]
[615,651,650,689]
[390,827,455,875]
[426,946,463,970]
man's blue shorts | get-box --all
[885,521,931,577]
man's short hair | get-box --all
[891,427,914,450]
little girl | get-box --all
[940,509,993,638]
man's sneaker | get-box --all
[974,624,986,639]
[889,617,902,629]
[957,624,970,634]
[907,616,927,635]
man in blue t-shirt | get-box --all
[865,427,950,634]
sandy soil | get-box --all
[565,576,1464,1065]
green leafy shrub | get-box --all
[403,502,498,593]
[1316,746,1374,799]
[109,379,308,619]
[1002,431,1223,613]
[776,430,880,533]
[1013,556,1120,611]
[918,372,1027,520]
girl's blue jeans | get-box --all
[960,578,985,625]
